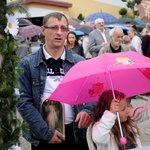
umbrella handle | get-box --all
[116,112,123,137]
[108,71,127,146]
[117,112,127,146]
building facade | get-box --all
[8,0,144,25]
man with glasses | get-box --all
[88,18,110,57]
[17,12,96,150]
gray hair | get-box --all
[94,18,104,24]
[109,27,123,36]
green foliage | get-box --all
[134,0,142,5]
[123,14,134,18]
[134,10,139,16]
[77,13,85,21]
[7,0,30,18]
[119,8,128,16]
[0,0,28,149]
[126,0,135,9]
[119,0,142,17]
[0,1,7,36]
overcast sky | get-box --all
[95,0,127,8]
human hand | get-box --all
[48,130,65,144]
[110,99,120,114]
[75,111,91,129]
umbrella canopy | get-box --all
[105,24,130,31]
[19,24,42,38]
[139,23,146,28]
[69,29,84,36]
[134,18,146,25]
[84,12,118,24]
[68,18,80,27]
[85,23,95,28]
[18,18,32,26]
[118,18,138,25]
[71,18,82,23]
[75,25,93,34]
[49,51,150,106]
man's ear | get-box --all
[41,26,45,36]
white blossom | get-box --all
[4,14,19,36]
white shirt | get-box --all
[131,35,142,54]
[82,35,92,59]
[98,29,107,42]
[42,46,73,124]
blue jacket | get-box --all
[17,46,96,146]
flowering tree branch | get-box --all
[0,0,28,149]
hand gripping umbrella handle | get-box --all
[108,71,127,147]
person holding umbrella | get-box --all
[17,12,96,150]
[87,90,150,150]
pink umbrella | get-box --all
[19,24,42,38]
[49,51,150,106]
[49,51,150,148]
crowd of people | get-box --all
[14,15,150,60]
[15,12,150,150]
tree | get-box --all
[77,13,85,21]
[0,0,28,149]
[121,0,142,17]
[119,7,128,16]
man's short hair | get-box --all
[42,12,69,27]
[94,18,104,25]
[109,27,123,36]
[109,28,116,36]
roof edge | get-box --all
[25,0,72,8]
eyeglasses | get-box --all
[44,25,68,32]
[97,22,104,24]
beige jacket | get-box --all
[99,43,129,55]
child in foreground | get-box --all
[87,90,150,150]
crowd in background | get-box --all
[14,17,150,61]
